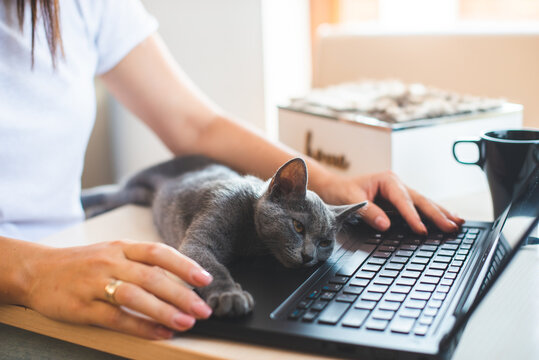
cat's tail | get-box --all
[81,155,217,218]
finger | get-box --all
[437,203,466,226]
[408,190,461,232]
[88,301,174,340]
[381,180,427,235]
[119,263,212,319]
[101,279,197,332]
[122,242,213,287]
[359,201,392,232]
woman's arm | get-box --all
[0,236,213,339]
[100,34,463,234]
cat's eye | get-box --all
[292,219,305,234]
[319,240,331,247]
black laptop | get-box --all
[191,163,539,359]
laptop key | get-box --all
[356,271,376,279]
[341,309,369,328]
[441,244,459,251]
[416,283,436,292]
[432,292,446,301]
[336,294,358,303]
[301,310,318,322]
[385,293,406,302]
[437,285,451,293]
[362,292,383,302]
[391,285,412,294]
[311,300,329,311]
[405,299,427,309]
[396,250,414,257]
[402,270,421,279]
[399,308,421,319]
[385,263,404,271]
[288,309,304,320]
[440,278,453,286]
[343,285,364,295]
[429,262,448,270]
[407,263,425,272]
[378,245,396,252]
[373,251,392,258]
[414,324,429,336]
[419,316,434,326]
[318,302,351,325]
[368,257,386,266]
[380,269,399,278]
[399,244,418,251]
[367,284,389,293]
[433,255,452,263]
[411,256,429,265]
[362,264,382,272]
[425,269,444,277]
[420,276,440,285]
[373,276,394,286]
[410,291,431,301]
[390,256,409,264]
[444,272,457,280]
[321,292,336,301]
[424,307,439,316]
[438,249,455,257]
[378,301,401,311]
[355,300,377,310]
[297,300,313,309]
[390,317,415,334]
[416,251,434,258]
[350,278,370,287]
[372,309,395,321]
[420,245,437,252]
[329,276,349,285]
[395,277,416,286]
[322,284,342,292]
[365,319,389,331]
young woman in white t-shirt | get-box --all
[0,0,464,340]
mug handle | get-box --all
[452,139,483,166]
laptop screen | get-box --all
[490,162,538,261]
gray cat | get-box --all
[82,155,366,317]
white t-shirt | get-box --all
[0,0,158,241]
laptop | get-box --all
[191,162,539,359]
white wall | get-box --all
[108,0,311,181]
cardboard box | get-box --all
[278,103,523,201]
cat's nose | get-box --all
[302,252,314,263]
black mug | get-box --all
[453,129,539,218]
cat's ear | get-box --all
[330,201,368,225]
[268,158,307,200]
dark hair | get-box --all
[16,0,63,66]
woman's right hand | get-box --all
[23,240,213,339]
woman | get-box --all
[0,0,463,340]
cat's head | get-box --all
[254,158,366,268]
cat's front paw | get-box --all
[206,284,255,317]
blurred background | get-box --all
[83,0,539,188]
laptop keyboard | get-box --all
[287,225,481,337]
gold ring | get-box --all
[104,279,123,306]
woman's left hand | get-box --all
[315,170,465,235]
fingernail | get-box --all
[419,222,428,235]
[172,313,196,329]
[155,326,173,339]
[448,220,459,232]
[191,300,212,319]
[192,268,213,285]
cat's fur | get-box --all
[82,155,366,317]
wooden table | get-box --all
[1,193,538,359]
